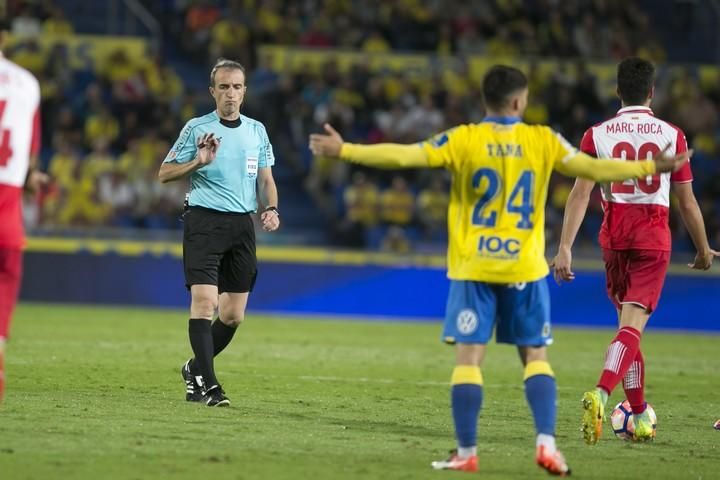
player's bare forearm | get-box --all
[551,179,594,283]
[675,184,712,254]
[158,159,202,183]
[340,143,430,169]
[559,179,595,251]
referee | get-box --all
[159,59,280,407]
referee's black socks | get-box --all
[188,318,219,388]
[188,318,238,384]
[211,318,237,356]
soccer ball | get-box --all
[610,400,657,440]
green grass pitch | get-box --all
[1,303,718,479]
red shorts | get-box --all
[602,249,670,313]
[0,247,23,339]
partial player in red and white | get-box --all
[0,18,47,403]
[550,57,719,444]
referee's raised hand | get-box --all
[197,133,219,165]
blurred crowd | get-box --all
[258,56,720,253]
[5,0,720,254]
[8,1,196,229]
[149,0,668,64]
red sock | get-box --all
[622,349,646,414]
[597,326,642,397]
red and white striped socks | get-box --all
[597,326,642,400]
[622,349,646,414]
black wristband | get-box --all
[264,206,279,216]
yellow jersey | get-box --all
[420,119,576,283]
[339,117,657,283]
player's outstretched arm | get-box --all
[673,182,720,270]
[555,147,692,182]
[309,123,430,169]
[551,178,595,284]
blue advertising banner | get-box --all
[20,241,720,332]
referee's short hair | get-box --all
[482,65,528,111]
[210,58,246,87]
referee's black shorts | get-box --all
[182,206,257,293]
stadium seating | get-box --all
[5,0,719,253]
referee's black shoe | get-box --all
[203,385,230,407]
[181,359,204,402]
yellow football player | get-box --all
[309,65,690,477]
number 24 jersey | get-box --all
[421,119,577,284]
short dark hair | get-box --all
[482,65,528,111]
[210,58,246,87]
[617,57,655,105]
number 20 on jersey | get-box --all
[611,141,661,194]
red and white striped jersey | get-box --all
[0,55,41,249]
[580,106,692,251]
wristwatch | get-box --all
[264,206,279,216]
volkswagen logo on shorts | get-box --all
[542,321,551,338]
[456,309,478,335]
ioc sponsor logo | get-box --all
[478,235,520,255]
